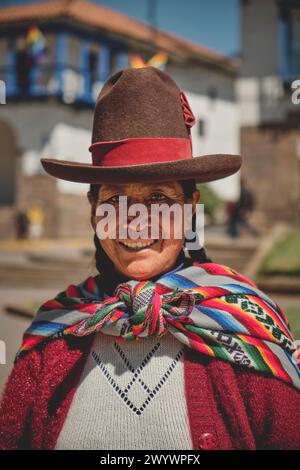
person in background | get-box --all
[227,178,260,238]
[15,209,29,240]
[27,205,44,240]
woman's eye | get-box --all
[106,195,121,204]
[149,193,168,202]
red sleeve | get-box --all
[0,349,41,450]
[235,368,300,449]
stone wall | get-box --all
[56,191,92,239]
[241,123,300,224]
[0,163,93,239]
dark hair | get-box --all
[89,179,212,275]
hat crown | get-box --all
[92,66,191,143]
[40,66,241,185]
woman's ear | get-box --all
[87,190,94,206]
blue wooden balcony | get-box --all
[0,30,129,107]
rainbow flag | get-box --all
[130,51,168,70]
[26,26,47,64]
[129,54,147,68]
[147,51,168,69]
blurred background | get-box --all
[0,0,300,390]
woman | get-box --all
[0,67,299,450]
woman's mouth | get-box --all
[118,239,158,252]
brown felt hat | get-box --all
[40,66,241,184]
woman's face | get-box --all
[88,181,199,280]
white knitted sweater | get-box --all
[55,332,193,450]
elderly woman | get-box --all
[0,67,300,451]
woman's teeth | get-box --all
[119,240,157,250]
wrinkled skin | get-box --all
[87,181,200,280]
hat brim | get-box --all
[40,154,241,184]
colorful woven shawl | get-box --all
[16,262,300,391]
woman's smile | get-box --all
[118,238,159,252]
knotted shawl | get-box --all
[16,262,300,391]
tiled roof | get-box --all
[0,0,238,74]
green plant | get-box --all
[258,228,300,277]
[197,183,222,217]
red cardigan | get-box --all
[0,335,300,450]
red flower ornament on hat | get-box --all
[179,90,196,129]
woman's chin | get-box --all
[122,261,160,280]
[108,241,184,280]
[119,253,179,280]
[114,242,162,277]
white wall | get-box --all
[168,64,240,201]
[40,123,92,195]
[1,103,93,194]
[187,91,240,201]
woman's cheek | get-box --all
[95,213,118,240]
[165,209,185,242]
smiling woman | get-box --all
[0,67,300,451]
[87,179,211,283]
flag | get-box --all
[130,51,168,70]
[147,51,168,69]
[26,26,47,65]
[129,54,147,68]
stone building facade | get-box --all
[237,0,300,225]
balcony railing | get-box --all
[0,61,109,106]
